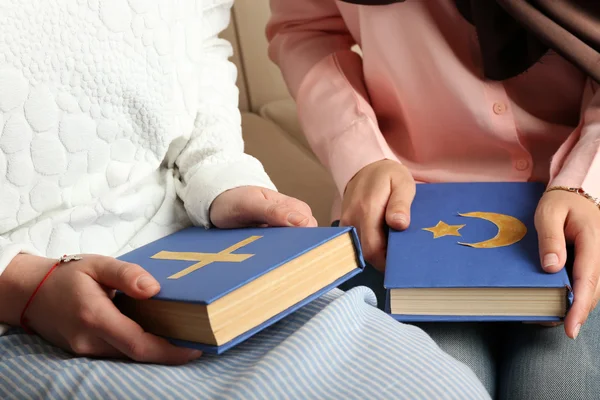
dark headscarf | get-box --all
[339,0,600,82]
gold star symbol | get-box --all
[422,221,465,239]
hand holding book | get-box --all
[0,253,203,365]
[385,182,581,333]
[110,186,363,354]
[340,159,415,271]
[0,185,321,361]
[534,188,600,339]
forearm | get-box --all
[293,51,395,195]
[0,235,40,276]
[550,80,600,198]
[174,5,275,227]
[267,1,395,195]
[0,254,53,328]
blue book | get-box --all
[384,182,573,322]
[115,226,364,354]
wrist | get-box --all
[0,254,56,326]
[545,186,600,210]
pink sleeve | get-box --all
[549,79,600,200]
[266,0,396,196]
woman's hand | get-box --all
[535,189,600,339]
[340,160,415,271]
[210,186,318,228]
[0,254,202,365]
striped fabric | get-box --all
[0,288,490,399]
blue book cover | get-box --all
[116,226,364,354]
[384,182,573,322]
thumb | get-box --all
[91,258,160,299]
[534,203,568,273]
[385,177,416,230]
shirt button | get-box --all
[493,102,507,115]
[515,159,529,171]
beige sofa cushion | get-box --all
[259,99,313,154]
[242,113,335,226]
[231,1,291,111]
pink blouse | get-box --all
[266,0,600,215]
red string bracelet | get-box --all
[20,254,82,334]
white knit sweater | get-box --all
[0,0,276,333]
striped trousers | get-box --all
[0,287,489,399]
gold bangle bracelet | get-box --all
[545,186,600,209]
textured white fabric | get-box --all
[0,0,276,333]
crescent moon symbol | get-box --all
[457,212,527,249]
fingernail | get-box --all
[573,324,581,339]
[188,350,202,360]
[137,276,157,291]
[391,213,408,224]
[287,212,307,226]
[542,253,559,270]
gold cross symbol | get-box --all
[151,235,262,280]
